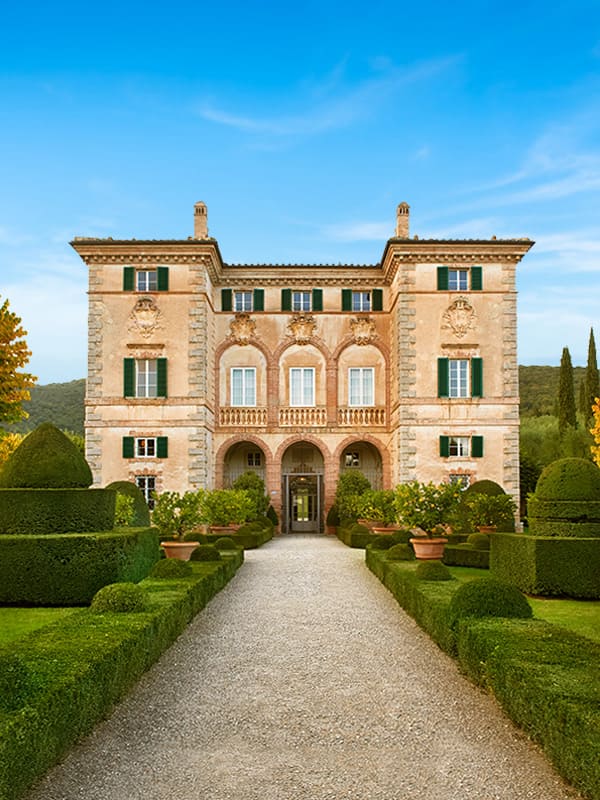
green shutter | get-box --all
[253,289,264,311]
[124,358,135,397]
[341,289,352,311]
[157,436,169,458]
[438,358,449,398]
[470,266,482,291]
[471,435,484,458]
[437,266,449,291]
[157,358,168,398]
[281,289,292,311]
[439,435,449,457]
[312,288,323,311]
[123,267,134,291]
[372,289,383,311]
[157,266,169,291]
[122,436,134,458]
[471,358,483,397]
[221,289,232,311]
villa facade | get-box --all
[71,202,533,532]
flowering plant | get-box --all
[393,480,462,536]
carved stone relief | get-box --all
[350,316,376,345]
[287,314,316,344]
[441,296,476,339]
[128,296,163,339]
[228,313,256,345]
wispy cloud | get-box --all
[197,55,460,138]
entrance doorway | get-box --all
[288,475,320,533]
[281,442,324,534]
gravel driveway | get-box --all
[25,535,582,800]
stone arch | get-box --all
[214,435,273,490]
[277,436,330,534]
[333,435,391,491]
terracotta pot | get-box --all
[208,525,240,535]
[357,518,384,530]
[371,526,399,535]
[409,537,448,560]
[160,541,200,561]
[477,525,497,533]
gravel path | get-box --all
[26,535,581,800]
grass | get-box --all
[0,607,79,645]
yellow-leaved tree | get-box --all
[590,397,600,467]
[0,296,37,424]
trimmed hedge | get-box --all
[204,521,273,549]
[105,481,151,527]
[0,528,160,605]
[0,552,243,800]
[0,488,116,535]
[490,532,600,599]
[534,457,600,501]
[336,524,380,549]
[365,549,600,799]
[90,583,149,613]
[443,544,490,569]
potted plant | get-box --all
[394,480,462,559]
[152,490,203,560]
[359,490,398,533]
[465,492,517,532]
[199,488,254,533]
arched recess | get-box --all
[277,343,328,411]
[215,435,272,489]
[333,435,390,491]
[276,436,329,534]
[336,343,387,411]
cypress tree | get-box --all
[558,347,577,436]
[584,328,600,425]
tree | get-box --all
[591,399,600,468]
[0,297,36,425]
[583,328,600,426]
[558,347,577,435]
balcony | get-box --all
[219,407,267,426]
[337,407,386,426]
[279,407,327,426]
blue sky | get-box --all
[1,0,600,383]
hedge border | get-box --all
[443,544,490,569]
[336,526,379,548]
[365,549,600,800]
[204,528,273,549]
[0,551,243,800]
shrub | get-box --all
[528,458,600,537]
[415,560,453,581]
[266,504,279,527]
[106,480,151,526]
[199,488,254,526]
[150,558,193,578]
[0,422,92,488]
[369,535,395,550]
[183,530,207,543]
[0,653,34,711]
[357,489,396,525]
[232,471,269,517]
[326,504,340,526]
[535,457,600,500]
[152,490,203,541]
[448,577,532,627]
[0,488,116,536]
[114,494,135,527]
[350,523,370,536]
[335,470,371,499]
[443,544,490,569]
[464,479,506,497]
[90,582,148,613]
[466,532,491,550]
[190,544,223,562]
[213,537,240,550]
[390,528,413,545]
[387,543,415,561]
[394,480,462,532]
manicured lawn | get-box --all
[446,565,600,644]
[0,607,79,645]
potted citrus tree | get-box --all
[393,480,462,559]
[199,488,254,534]
[465,492,517,532]
[152,490,203,560]
[358,489,398,533]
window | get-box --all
[352,291,371,311]
[231,368,256,406]
[123,267,169,291]
[449,474,470,489]
[234,291,253,312]
[344,451,360,467]
[348,367,374,406]
[292,291,311,312]
[136,475,156,508]
[437,266,482,291]
[123,436,168,458]
[449,359,469,398]
[440,435,483,458]
[247,452,262,467]
[290,367,315,406]
[124,358,167,399]
[438,358,483,399]
[136,437,156,457]
[137,270,158,292]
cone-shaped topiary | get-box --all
[106,480,150,526]
[0,422,92,488]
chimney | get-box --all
[194,201,208,238]
[396,202,410,238]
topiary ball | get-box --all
[466,532,491,550]
[370,535,395,550]
[534,458,600,501]
[387,543,415,561]
[150,558,193,578]
[90,582,149,613]
[189,544,223,562]
[415,560,453,581]
[464,479,506,497]
[448,577,532,627]
[0,422,93,488]
[0,653,35,711]
[213,537,240,550]
[105,480,151,526]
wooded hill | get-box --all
[1,366,585,438]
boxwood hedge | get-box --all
[0,488,116,535]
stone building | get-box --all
[71,202,533,532]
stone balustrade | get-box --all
[337,407,386,426]
[279,407,327,426]
[219,407,268,426]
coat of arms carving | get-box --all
[287,314,316,344]
[442,296,476,339]
[350,316,376,345]
[128,297,162,339]
[229,313,256,345]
